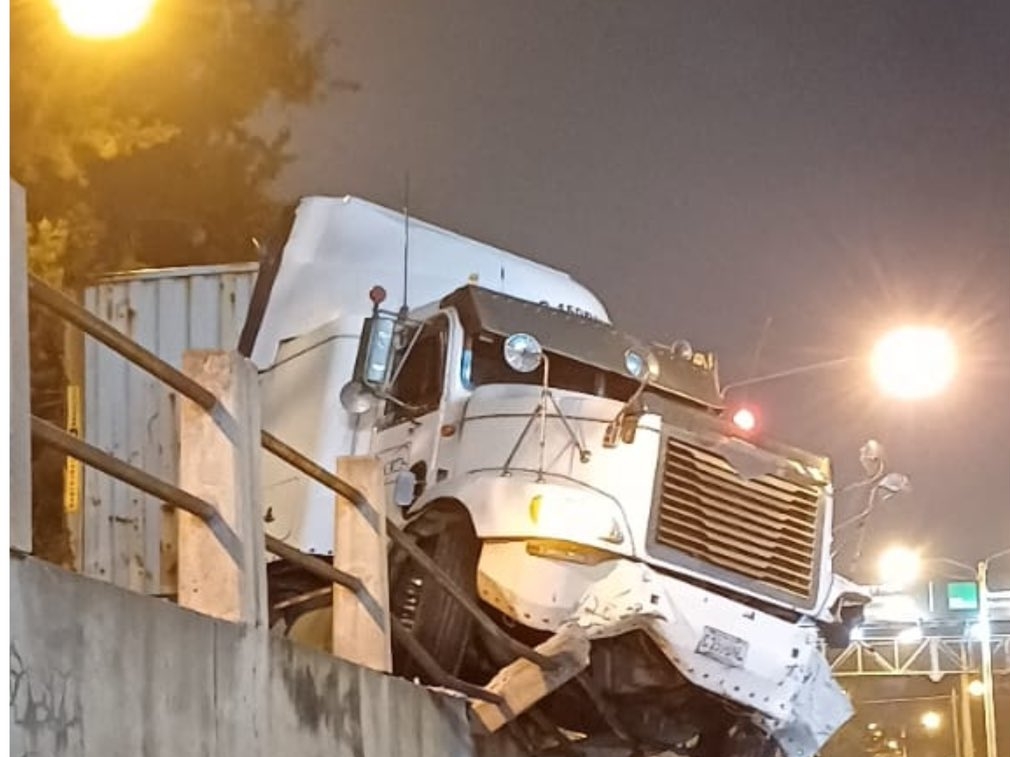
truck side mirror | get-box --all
[339,314,397,415]
[359,314,397,386]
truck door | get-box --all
[373,313,450,504]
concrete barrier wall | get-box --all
[10,556,472,757]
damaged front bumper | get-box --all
[569,560,852,757]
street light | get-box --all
[52,0,157,39]
[921,710,943,732]
[870,326,957,400]
[878,545,922,589]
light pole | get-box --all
[976,554,1005,757]
[950,688,964,757]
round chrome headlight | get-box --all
[624,348,659,380]
[503,332,544,373]
[624,350,646,379]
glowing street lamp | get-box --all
[920,710,942,732]
[870,326,956,401]
[52,0,157,39]
[878,545,922,589]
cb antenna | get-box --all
[400,171,410,317]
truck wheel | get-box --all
[390,503,480,679]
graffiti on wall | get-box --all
[10,643,83,756]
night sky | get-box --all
[272,1,1010,580]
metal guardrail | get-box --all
[27,273,549,699]
[31,416,244,563]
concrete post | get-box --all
[177,350,266,627]
[332,456,391,672]
[10,180,33,552]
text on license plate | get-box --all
[696,626,749,668]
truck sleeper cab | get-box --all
[343,286,852,757]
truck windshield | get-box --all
[462,332,638,402]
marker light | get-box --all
[731,407,757,433]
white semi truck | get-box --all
[249,196,866,757]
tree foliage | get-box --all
[12,0,335,284]
[12,0,341,566]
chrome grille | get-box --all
[652,436,822,600]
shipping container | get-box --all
[71,263,258,595]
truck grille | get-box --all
[652,436,822,600]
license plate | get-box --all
[696,626,749,668]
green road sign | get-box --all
[947,581,979,611]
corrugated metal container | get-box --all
[76,263,258,594]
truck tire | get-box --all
[390,502,480,679]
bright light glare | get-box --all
[870,326,956,400]
[886,739,900,750]
[896,625,924,644]
[920,710,942,731]
[967,679,986,697]
[878,545,922,588]
[731,407,757,432]
[864,593,923,624]
[968,621,990,642]
[52,0,157,39]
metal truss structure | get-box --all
[827,632,1010,679]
